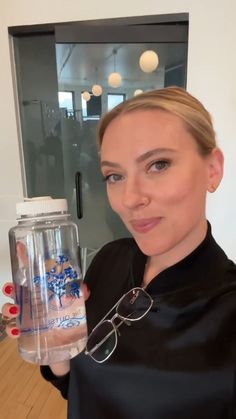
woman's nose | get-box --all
[121,178,150,209]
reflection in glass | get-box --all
[107,93,126,111]
[14,35,65,199]
[58,91,74,117]
[81,93,101,121]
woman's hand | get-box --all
[2,283,70,377]
[2,281,90,376]
[1,282,91,340]
[2,241,91,342]
[2,282,20,338]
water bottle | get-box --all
[8,196,87,365]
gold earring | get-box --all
[210,184,217,192]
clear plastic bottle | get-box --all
[8,196,87,365]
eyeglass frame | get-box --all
[84,287,154,363]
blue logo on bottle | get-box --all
[33,255,81,309]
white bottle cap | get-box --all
[16,196,68,218]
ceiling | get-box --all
[56,42,187,90]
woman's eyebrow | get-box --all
[136,148,177,164]
[101,148,177,168]
[101,161,121,169]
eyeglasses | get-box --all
[85,287,153,363]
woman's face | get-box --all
[100,110,222,257]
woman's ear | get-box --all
[206,148,224,193]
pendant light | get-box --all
[92,84,103,96]
[108,49,122,88]
[139,50,159,73]
[134,89,144,96]
[92,67,103,96]
[82,91,91,101]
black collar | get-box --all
[130,222,229,295]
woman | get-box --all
[3,87,236,418]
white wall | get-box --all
[1,0,236,307]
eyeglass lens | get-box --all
[86,319,116,362]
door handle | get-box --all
[75,171,83,219]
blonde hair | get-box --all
[98,87,216,155]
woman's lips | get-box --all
[130,218,162,233]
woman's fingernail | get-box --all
[11,328,20,336]
[4,285,14,295]
[9,306,18,315]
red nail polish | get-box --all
[11,328,20,336]
[4,285,14,295]
[9,306,18,315]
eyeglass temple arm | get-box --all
[89,293,130,333]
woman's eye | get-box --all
[103,174,123,184]
[149,160,170,172]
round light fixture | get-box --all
[92,84,103,96]
[139,50,159,73]
[108,72,122,88]
[82,91,91,101]
[134,89,144,96]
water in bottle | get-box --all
[8,196,87,365]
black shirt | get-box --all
[41,223,236,419]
